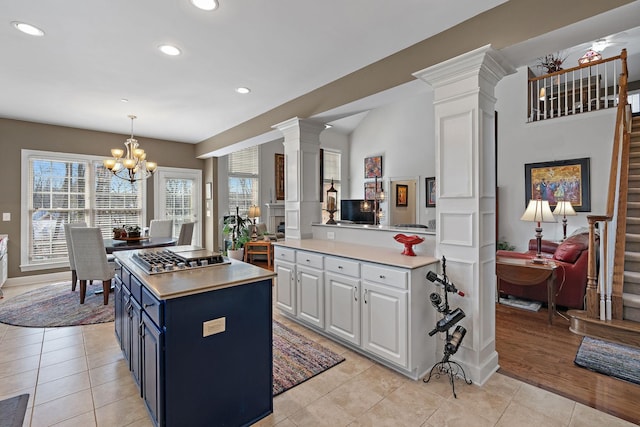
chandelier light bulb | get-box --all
[103,115,158,183]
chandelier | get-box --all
[103,115,157,183]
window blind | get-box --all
[93,162,142,238]
[228,146,259,216]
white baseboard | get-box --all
[4,272,69,288]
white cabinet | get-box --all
[297,264,324,328]
[275,259,296,315]
[274,243,436,379]
[325,272,360,345]
[361,281,407,367]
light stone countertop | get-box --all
[114,250,276,300]
[313,223,435,235]
[272,239,438,269]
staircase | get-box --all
[623,116,640,322]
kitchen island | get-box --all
[113,248,275,427]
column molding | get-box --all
[272,117,324,240]
[414,45,514,385]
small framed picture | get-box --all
[364,156,382,178]
[426,177,436,207]
[364,180,382,200]
[205,182,212,200]
[396,184,408,207]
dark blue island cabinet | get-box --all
[114,252,275,427]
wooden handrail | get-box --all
[585,48,630,319]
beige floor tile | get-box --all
[50,410,97,427]
[420,369,473,399]
[85,342,123,367]
[425,399,495,427]
[569,403,637,427]
[41,333,85,353]
[88,359,130,387]
[39,344,86,367]
[44,326,82,341]
[94,394,151,427]
[0,355,41,379]
[0,342,44,364]
[445,382,512,424]
[495,401,567,427]
[30,389,95,427]
[511,382,576,425]
[37,357,88,384]
[1,331,44,350]
[34,371,91,406]
[481,372,522,398]
[326,377,385,418]
[0,368,38,396]
[287,394,356,427]
[125,416,155,427]
[273,378,325,418]
[272,418,296,427]
[3,326,45,340]
[91,374,140,408]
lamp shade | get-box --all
[553,201,576,217]
[521,199,557,223]
[248,205,261,219]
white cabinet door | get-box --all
[325,272,360,345]
[297,265,324,328]
[362,281,408,368]
[275,260,296,315]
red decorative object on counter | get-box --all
[393,234,425,256]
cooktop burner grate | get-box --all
[132,248,229,274]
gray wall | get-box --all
[0,118,205,278]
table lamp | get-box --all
[552,200,576,241]
[521,198,557,263]
[248,205,261,241]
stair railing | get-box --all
[586,51,631,320]
[528,50,627,122]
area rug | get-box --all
[0,282,114,328]
[0,393,29,427]
[574,336,640,385]
[272,320,345,396]
[499,295,542,312]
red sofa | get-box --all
[496,232,592,309]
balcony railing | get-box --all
[528,49,627,122]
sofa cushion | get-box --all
[553,233,589,263]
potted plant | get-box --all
[113,226,127,239]
[124,225,141,238]
[223,207,249,260]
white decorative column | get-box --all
[272,117,324,240]
[414,45,514,385]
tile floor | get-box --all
[0,283,635,427]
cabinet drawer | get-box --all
[121,266,132,290]
[362,264,408,289]
[274,247,296,263]
[141,287,162,328]
[325,256,360,278]
[130,275,143,304]
[297,251,323,270]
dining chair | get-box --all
[69,227,114,305]
[177,222,195,245]
[149,219,174,238]
[63,221,87,292]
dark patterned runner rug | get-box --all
[0,282,113,327]
[574,336,640,385]
[0,393,29,427]
[273,320,345,396]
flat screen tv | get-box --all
[340,199,374,224]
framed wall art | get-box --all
[524,157,591,212]
[364,155,382,178]
[364,180,382,200]
[275,153,285,201]
[426,177,436,208]
[396,184,408,207]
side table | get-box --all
[495,256,558,324]
[244,240,273,267]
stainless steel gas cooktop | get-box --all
[132,246,230,274]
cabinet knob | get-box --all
[379,275,385,279]
[338,265,343,269]
[354,287,358,302]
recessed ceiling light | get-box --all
[159,44,181,56]
[121,98,129,103]
[12,21,44,36]
[190,0,219,11]
[235,87,251,94]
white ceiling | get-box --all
[2,1,639,147]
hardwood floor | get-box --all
[496,303,640,425]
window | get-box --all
[321,150,341,223]
[228,146,259,217]
[21,150,145,271]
